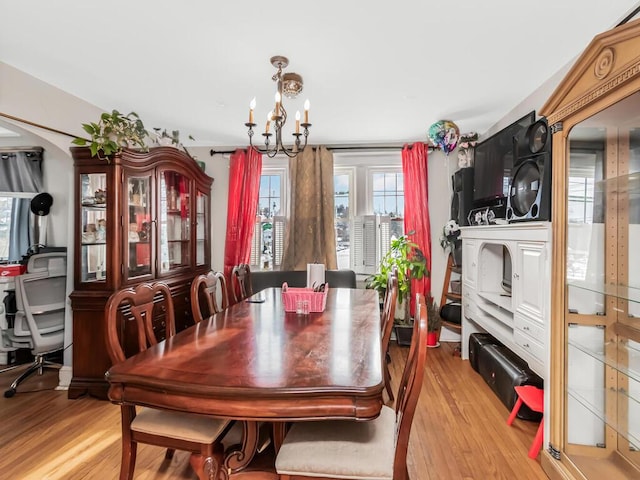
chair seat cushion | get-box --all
[132,408,231,444]
[275,405,396,480]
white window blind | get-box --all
[249,216,262,268]
[350,215,391,275]
[272,216,286,270]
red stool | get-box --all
[506,385,544,459]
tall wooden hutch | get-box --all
[540,18,640,479]
[69,146,212,399]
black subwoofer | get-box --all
[506,119,552,222]
[478,344,543,421]
[451,167,474,226]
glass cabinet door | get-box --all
[159,170,191,274]
[195,189,208,267]
[80,173,107,283]
[126,174,152,280]
[564,92,640,476]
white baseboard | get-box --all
[440,328,461,343]
[56,365,72,391]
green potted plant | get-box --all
[367,231,428,346]
[72,109,149,159]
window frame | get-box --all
[250,162,288,271]
[366,166,404,218]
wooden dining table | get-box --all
[106,286,384,478]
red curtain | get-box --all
[223,148,262,279]
[401,142,431,316]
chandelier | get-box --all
[245,55,311,158]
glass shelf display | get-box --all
[159,170,191,274]
[195,190,208,266]
[80,173,107,283]
[70,146,213,400]
[126,174,152,279]
[560,89,640,477]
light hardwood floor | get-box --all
[0,342,548,480]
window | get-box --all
[567,176,595,224]
[349,165,405,274]
[250,168,287,270]
[0,196,13,260]
[372,171,404,217]
[0,194,34,262]
[371,170,404,239]
[334,171,353,270]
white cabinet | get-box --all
[460,222,551,378]
[462,239,477,290]
[513,241,546,324]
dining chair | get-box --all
[105,281,234,480]
[190,270,229,322]
[275,293,428,480]
[230,263,252,303]
[380,268,398,404]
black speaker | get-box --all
[452,167,474,226]
[506,119,552,222]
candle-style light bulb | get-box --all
[295,111,301,134]
[304,99,310,123]
[275,92,281,116]
[265,110,272,134]
[249,97,256,124]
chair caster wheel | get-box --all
[4,388,16,398]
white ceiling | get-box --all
[1,1,639,149]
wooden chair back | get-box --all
[104,282,175,365]
[380,268,398,403]
[230,263,252,303]
[190,271,229,322]
[392,293,428,478]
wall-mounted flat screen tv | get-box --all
[473,111,536,208]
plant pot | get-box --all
[427,331,440,348]
[394,324,413,347]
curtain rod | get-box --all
[0,146,44,153]
[0,111,78,140]
[209,143,439,156]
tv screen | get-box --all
[473,112,536,207]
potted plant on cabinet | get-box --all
[72,110,149,159]
[366,231,429,346]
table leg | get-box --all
[223,421,260,475]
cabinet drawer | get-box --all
[514,313,544,342]
[513,330,544,361]
[462,289,477,318]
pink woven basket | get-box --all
[281,282,329,313]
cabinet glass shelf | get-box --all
[568,281,640,305]
[567,385,640,449]
[594,172,640,195]
[569,334,640,383]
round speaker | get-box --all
[509,161,540,217]
[30,192,53,216]
[527,120,548,154]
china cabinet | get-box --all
[540,18,640,479]
[69,146,212,399]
